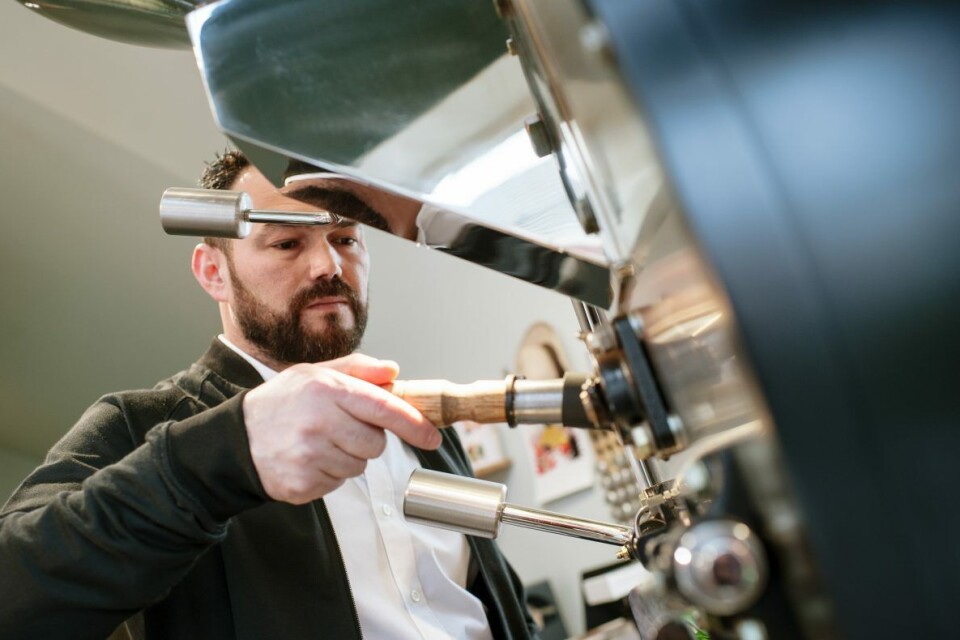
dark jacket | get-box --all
[0,340,535,639]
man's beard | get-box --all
[228,263,368,366]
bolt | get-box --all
[523,115,553,158]
[614,261,636,280]
[506,37,518,56]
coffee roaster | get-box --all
[23,0,960,637]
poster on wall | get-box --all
[519,422,595,505]
[452,420,511,477]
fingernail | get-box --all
[429,429,443,448]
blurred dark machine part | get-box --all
[21,0,960,638]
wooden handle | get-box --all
[387,379,508,427]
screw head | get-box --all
[523,115,553,158]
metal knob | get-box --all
[672,520,767,616]
[403,469,634,547]
[159,187,340,239]
[404,469,506,537]
[160,188,254,238]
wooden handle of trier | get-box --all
[387,380,508,427]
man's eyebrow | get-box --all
[283,185,339,204]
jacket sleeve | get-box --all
[0,393,268,640]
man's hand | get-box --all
[242,354,442,504]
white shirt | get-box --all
[218,336,493,640]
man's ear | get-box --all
[192,242,231,303]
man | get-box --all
[0,151,535,639]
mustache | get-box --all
[290,277,360,312]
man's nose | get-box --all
[307,239,343,280]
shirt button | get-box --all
[382,504,393,516]
[411,589,422,603]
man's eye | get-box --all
[272,240,299,250]
[335,237,359,246]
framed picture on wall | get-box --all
[520,422,596,505]
[452,420,512,478]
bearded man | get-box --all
[0,151,536,640]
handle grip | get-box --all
[387,379,508,426]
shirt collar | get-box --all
[217,334,279,382]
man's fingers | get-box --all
[329,419,387,460]
[320,353,399,385]
[311,445,368,480]
[333,378,443,451]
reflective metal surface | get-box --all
[16,0,195,48]
[414,208,611,306]
[186,0,612,304]
[500,503,633,547]
[403,469,506,539]
[505,0,668,266]
[672,520,767,617]
[631,245,767,467]
[160,187,252,239]
[511,378,564,425]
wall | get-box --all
[0,449,41,507]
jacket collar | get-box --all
[197,338,265,389]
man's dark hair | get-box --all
[199,150,250,251]
[200,149,250,191]
[200,150,324,192]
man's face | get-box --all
[223,168,373,366]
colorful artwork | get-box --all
[521,422,595,505]
[532,425,580,474]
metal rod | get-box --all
[500,504,633,546]
[571,301,607,333]
[246,210,339,225]
[571,300,594,334]
[635,459,659,490]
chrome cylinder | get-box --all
[403,469,506,538]
[511,379,565,424]
[159,187,252,238]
